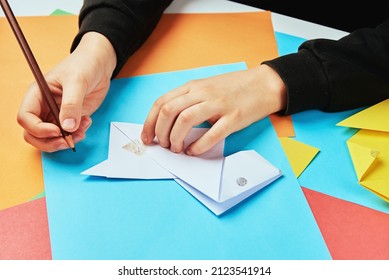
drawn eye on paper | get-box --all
[122,138,145,156]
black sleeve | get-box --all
[70,0,173,78]
[263,18,389,115]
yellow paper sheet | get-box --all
[346,141,379,182]
[338,99,389,201]
[347,129,389,201]
[279,137,319,178]
[337,98,389,132]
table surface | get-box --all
[3,0,388,261]
[1,0,348,40]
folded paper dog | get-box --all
[82,122,282,215]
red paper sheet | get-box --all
[0,198,52,260]
[303,187,389,260]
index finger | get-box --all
[141,84,189,144]
[17,83,61,138]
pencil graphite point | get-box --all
[65,134,76,152]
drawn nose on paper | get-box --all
[122,139,145,156]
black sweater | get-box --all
[71,0,389,114]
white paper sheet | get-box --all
[82,122,282,215]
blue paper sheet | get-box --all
[293,109,389,214]
[42,63,330,260]
[274,32,389,214]
[274,32,306,56]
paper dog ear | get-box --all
[219,150,282,203]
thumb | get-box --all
[59,83,86,133]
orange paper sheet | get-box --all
[118,12,293,137]
[118,12,278,77]
[269,114,295,137]
[0,15,78,210]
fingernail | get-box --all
[62,118,76,130]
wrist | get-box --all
[76,32,117,79]
[255,64,287,114]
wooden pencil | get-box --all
[0,0,75,151]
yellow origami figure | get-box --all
[337,99,389,202]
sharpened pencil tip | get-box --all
[64,134,76,152]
